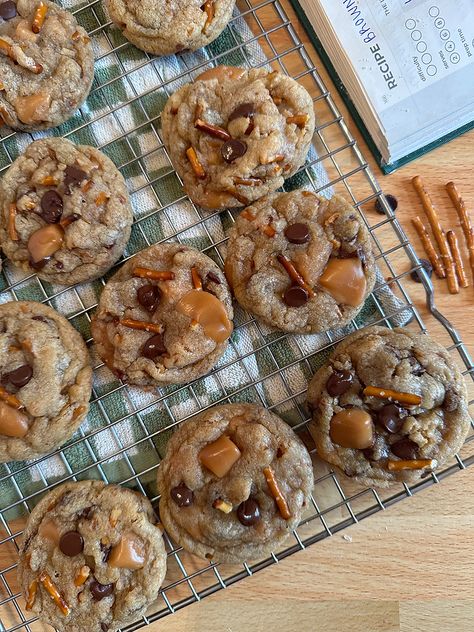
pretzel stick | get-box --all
[446,181,474,283]
[411,217,445,278]
[39,572,70,616]
[186,147,206,179]
[277,254,315,297]
[32,2,48,34]
[132,267,175,281]
[8,203,18,241]
[119,319,163,334]
[25,579,38,610]
[446,231,469,288]
[0,386,23,410]
[412,176,458,293]
[263,467,291,520]
[363,385,421,406]
[387,459,436,472]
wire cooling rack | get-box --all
[0,0,473,630]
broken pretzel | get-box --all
[186,146,206,179]
[446,181,474,284]
[263,466,291,520]
[119,319,163,334]
[411,216,445,279]
[447,230,469,288]
[39,571,70,616]
[133,267,175,281]
[277,253,315,297]
[363,385,421,407]
[387,458,436,472]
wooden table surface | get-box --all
[149,2,474,631]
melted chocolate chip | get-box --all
[408,355,425,376]
[283,285,308,307]
[78,506,94,520]
[141,333,166,359]
[6,364,33,388]
[284,223,310,244]
[377,404,406,434]
[326,369,353,397]
[221,139,247,163]
[101,624,108,632]
[32,315,48,323]
[0,1,17,20]
[40,191,63,224]
[137,284,161,312]
[170,483,194,507]
[54,261,64,270]
[206,271,221,284]
[64,165,87,192]
[391,438,418,460]
[362,447,380,461]
[443,389,459,412]
[410,258,433,283]
[29,256,50,270]
[59,531,84,557]
[237,498,261,526]
[228,102,255,122]
[375,194,398,215]
[90,580,114,601]
[100,541,112,563]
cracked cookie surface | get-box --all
[91,242,233,387]
[307,326,471,487]
[0,0,94,131]
[0,138,133,285]
[0,301,92,462]
[224,191,376,333]
[18,480,167,632]
[106,0,235,55]
[157,403,314,563]
[161,66,315,210]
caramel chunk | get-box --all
[0,400,29,437]
[108,533,145,570]
[14,93,51,125]
[196,65,246,82]
[176,289,232,343]
[319,258,367,306]
[28,224,64,263]
[329,409,374,449]
[38,519,60,544]
[199,435,241,477]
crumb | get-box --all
[342,534,352,542]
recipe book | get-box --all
[290,0,474,173]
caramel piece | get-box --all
[132,267,175,281]
[213,498,233,513]
[277,253,315,297]
[119,318,163,334]
[199,435,241,477]
[39,571,70,616]
[25,579,38,610]
[263,466,291,520]
[196,65,246,83]
[319,258,366,307]
[38,518,60,544]
[363,385,422,406]
[0,386,23,410]
[191,266,202,290]
[186,146,206,179]
[195,118,230,141]
[32,2,48,33]
[176,289,233,343]
[95,192,108,206]
[196,189,236,209]
[286,114,309,126]
[202,0,214,32]
[74,565,90,586]
[41,176,58,186]
[108,533,145,569]
[0,400,28,438]
[15,93,51,125]
[8,203,18,241]
[28,224,64,263]
[387,458,437,471]
[329,409,374,449]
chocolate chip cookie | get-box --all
[18,480,167,632]
[0,0,94,131]
[106,0,235,56]
[157,403,314,563]
[91,243,233,387]
[0,301,92,463]
[224,191,376,333]
[161,66,315,211]
[0,138,133,286]
[307,326,471,487]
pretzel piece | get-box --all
[191,266,202,290]
[286,114,309,127]
[447,230,469,288]
[25,579,38,610]
[32,2,48,34]
[119,319,163,334]
[446,181,474,283]
[202,0,215,33]
[387,459,436,472]
[411,217,445,278]
[39,572,70,616]
[0,386,23,410]
[277,253,315,297]
[186,147,206,179]
[8,203,19,241]
[263,467,291,520]
[363,385,421,406]
[195,118,230,141]
[132,267,175,281]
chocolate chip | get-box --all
[141,333,166,359]
[29,256,50,270]
[284,223,310,244]
[170,483,194,507]
[101,624,108,632]
[237,498,261,526]
[6,364,33,388]
[408,355,425,376]
[0,1,17,20]
[40,191,63,224]
[375,194,398,215]
[100,541,112,563]
[391,438,418,460]
[362,447,380,461]
[228,102,255,122]
[443,389,459,412]
[59,530,84,557]
[206,271,221,284]
[410,258,433,283]
[54,261,64,270]
[283,285,309,307]
[32,315,48,323]
[326,369,353,397]
[78,506,94,520]
[137,284,161,312]
[377,404,406,434]
[90,580,114,601]
[64,165,87,192]
[221,139,247,163]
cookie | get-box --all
[224,191,376,333]
[18,480,167,632]
[307,326,471,487]
[0,138,133,286]
[0,0,94,131]
[106,0,235,56]
[91,242,233,387]
[161,65,315,210]
[157,403,314,563]
[0,301,92,463]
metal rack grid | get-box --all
[0,0,473,630]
